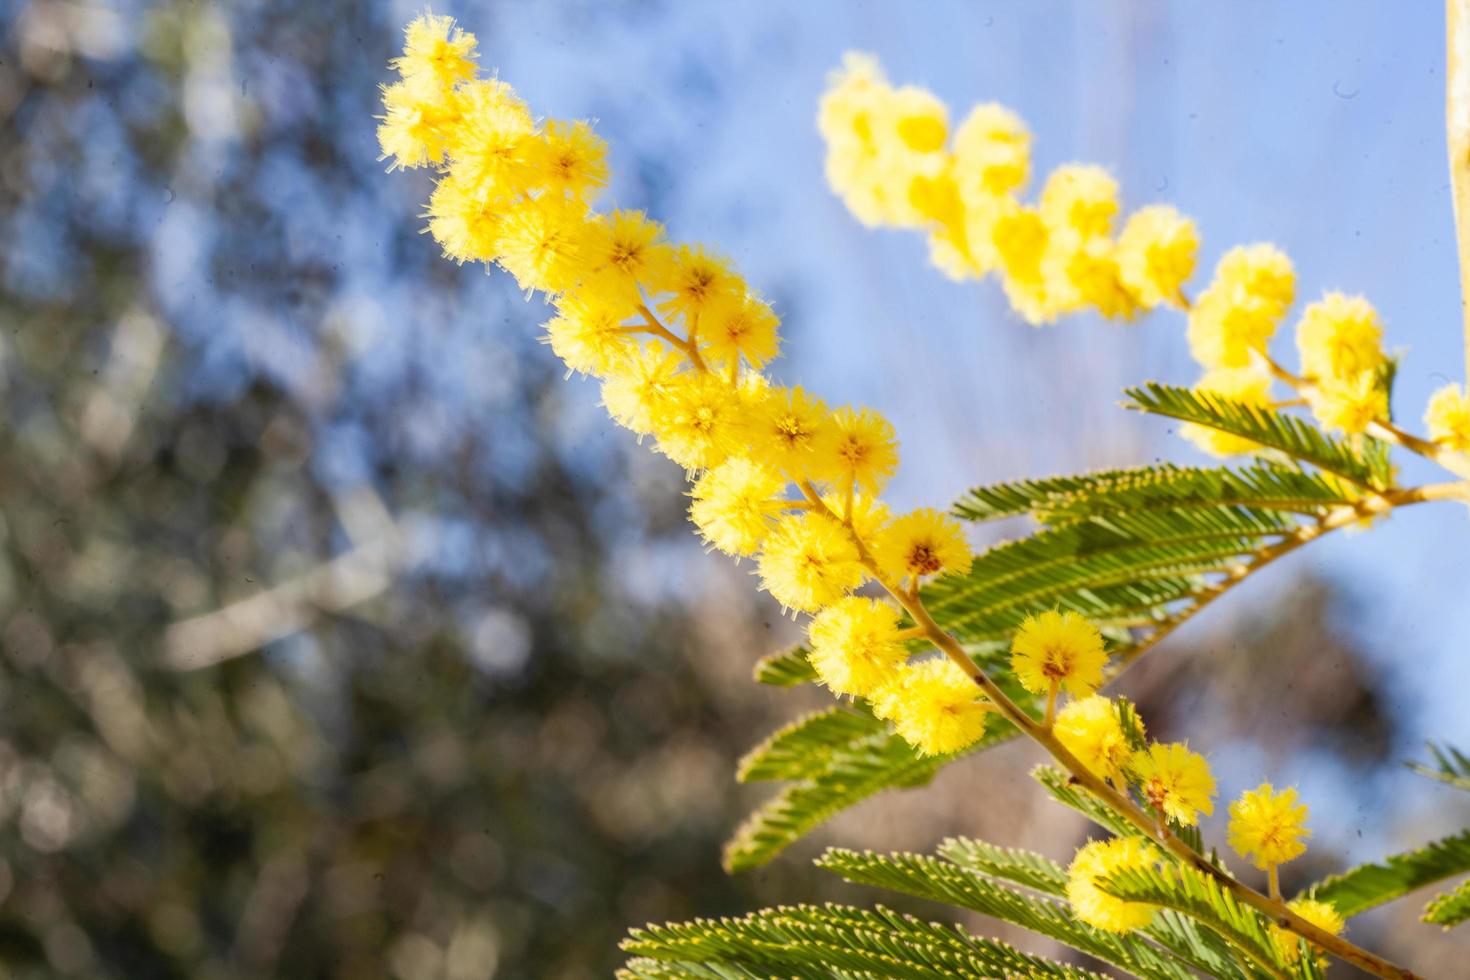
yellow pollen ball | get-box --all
[1227,782,1311,870]
[806,597,908,698]
[871,508,971,584]
[1066,838,1160,933]
[1273,898,1345,967]
[820,406,900,495]
[1115,204,1199,309]
[1426,383,1470,451]
[689,457,785,557]
[1054,695,1142,784]
[1009,610,1108,697]
[874,657,992,756]
[755,512,865,613]
[1129,742,1216,826]
[1295,292,1385,384]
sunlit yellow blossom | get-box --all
[1296,292,1385,383]
[1039,164,1119,240]
[689,457,785,556]
[748,386,833,478]
[1185,287,1277,370]
[444,78,535,198]
[543,290,637,376]
[1010,610,1107,697]
[952,102,1031,200]
[1309,370,1387,435]
[1116,205,1198,309]
[529,120,609,200]
[1426,383,1470,451]
[650,372,749,471]
[701,291,781,369]
[1054,240,1140,321]
[990,202,1058,325]
[580,210,675,306]
[878,657,991,755]
[1130,742,1216,826]
[807,597,908,697]
[1273,898,1345,966]
[424,172,504,263]
[822,491,891,540]
[756,512,866,613]
[393,13,478,88]
[881,85,949,155]
[821,407,900,495]
[601,347,684,435]
[1055,695,1141,784]
[1066,838,1160,933]
[658,245,742,325]
[497,196,595,294]
[1227,782,1311,870]
[872,508,971,584]
[1214,243,1296,315]
[378,74,464,170]
[1182,366,1274,457]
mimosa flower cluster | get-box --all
[820,54,1470,463]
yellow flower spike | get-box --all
[1185,284,1282,370]
[820,407,900,496]
[871,508,972,585]
[529,119,610,201]
[820,491,891,540]
[817,51,888,154]
[806,597,909,698]
[1039,164,1120,241]
[658,245,743,325]
[1055,695,1142,784]
[1309,370,1388,435]
[580,210,675,307]
[443,78,536,198]
[392,13,478,89]
[1272,898,1345,967]
[1065,838,1161,933]
[543,290,639,377]
[1214,243,1296,318]
[1009,610,1108,699]
[1115,205,1199,309]
[600,346,685,435]
[1056,240,1141,322]
[1129,742,1216,826]
[747,386,833,479]
[1296,292,1386,384]
[875,657,992,756]
[882,85,950,156]
[497,195,597,295]
[424,172,505,263]
[755,512,866,613]
[1227,782,1312,872]
[701,291,781,370]
[650,372,750,472]
[1181,366,1274,457]
[1426,383,1470,451]
[689,457,785,557]
[377,74,464,170]
[952,102,1031,201]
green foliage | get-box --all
[1422,879,1470,928]
[1303,829,1470,917]
[1408,742,1470,792]
[953,463,1353,525]
[1033,765,1137,838]
[737,707,887,782]
[1123,384,1392,490]
[621,903,1111,979]
[936,837,1070,895]
[754,645,820,686]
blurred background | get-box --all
[1,0,1467,977]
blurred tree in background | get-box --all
[0,1,1458,978]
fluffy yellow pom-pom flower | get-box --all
[443,78,535,198]
[378,74,464,171]
[650,372,750,472]
[1214,243,1296,316]
[820,406,900,495]
[874,657,991,755]
[1115,205,1199,309]
[659,245,742,324]
[1009,610,1108,697]
[424,172,504,263]
[746,386,833,479]
[1425,383,1470,451]
[701,291,781,370]
[393,13,478,89]
[1130,742,1216,826]
[1182,366,1274,457]
[580,210,675,306]
[823,491,891,540]
[756,512,865,613]
[1227,782,1311,870]
[1055,695,1141,784]
[1272,898,1345,966]
[952,102,1031,200]
[806,597,908,697]
[1065,838,1160,933]
[600,347,683,435]
[872,508,972,584]
[1185,244,1295,369]
[689,457,785,556]
[542,290,638,377]
[1296,292,1385,384]
[1039,164,1119,241]
[497,196,596,294]
[529,119,610,201]
[1309,370,1387,435]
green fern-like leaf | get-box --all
[621,902,1111,979]
[1422,878,1470,928]
[1303,829,1470,917]
[1032,765,1138,838]
[753,645,818,686]
[954,462,1351,525]
[936,837,1070,896]
[618,960,770,980]
[1098,864,1288,977]
[737,707,885,783]
[1124,383,1392,489]
[1407,742,1470,793]
[817,847,1194,980]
